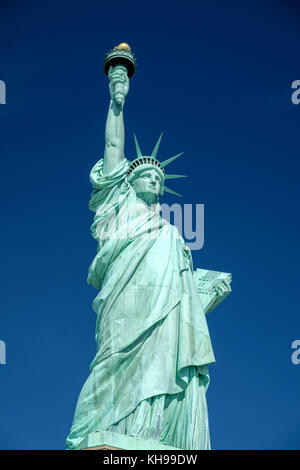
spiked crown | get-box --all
[127,133,186,197]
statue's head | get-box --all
[130,166,164,204]
[127,134,186,203]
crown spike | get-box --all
[151,132,163,159]
[164,174,187,180]
[163,185,182,197]
[161,152,184,168]
[133,133,142,158]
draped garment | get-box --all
[66,158,215,450]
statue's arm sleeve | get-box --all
[194,268,232,314]
[88,157,130,212]
[87,157,131,289]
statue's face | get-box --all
[131,168,163,204]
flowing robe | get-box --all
[66,158,216,450]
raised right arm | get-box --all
[103,65,129,175]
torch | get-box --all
[103,43,137,105]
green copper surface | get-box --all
[66,52,231,450]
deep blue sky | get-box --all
[1,0,300,450]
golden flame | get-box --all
[114,43,131,52]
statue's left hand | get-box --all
[214,279,232,298]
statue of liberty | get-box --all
[66,44,231,450]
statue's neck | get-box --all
[136,194,160,211]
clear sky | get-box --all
[1,0,300,450]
